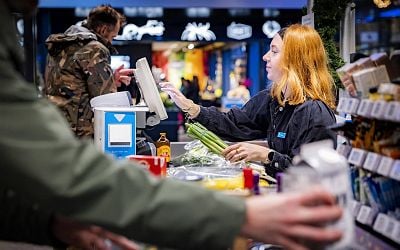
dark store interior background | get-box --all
[20,0,400,141]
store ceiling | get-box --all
[39,0,307,9]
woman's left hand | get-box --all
[222,142,269,163]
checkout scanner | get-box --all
[90,57,168,158]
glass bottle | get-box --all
[156,132,171,164]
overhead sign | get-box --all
[227,22,252,40]
[262,20,281,38]
[181,22,216,41]
[40,0,307,9]
[115,20,165,40]
[43,8,297,42]
[112,20,283,41]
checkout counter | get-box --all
[89,59,355,250]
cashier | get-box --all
[160,24,336,177]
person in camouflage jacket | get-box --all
[44,5,133,138]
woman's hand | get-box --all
[222,142,270,163]
[159,82,201,119]
[159,82,193,110]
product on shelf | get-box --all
[336,52,397,98]
[335,59,400,249]
[352,65,391,98]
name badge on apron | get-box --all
[277,132,286,139]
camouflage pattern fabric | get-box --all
[44,25,117,138]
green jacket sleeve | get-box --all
[0,80,246,249]
[0,187,65,247]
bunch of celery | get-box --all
[186,122,228,155]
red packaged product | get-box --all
[127,155,167,177]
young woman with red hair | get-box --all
[161,24,336,177]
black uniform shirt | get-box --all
[195,88,336,177]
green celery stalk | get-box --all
[192,123,228,149]
[186,123,224,154]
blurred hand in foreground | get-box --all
[241,188,343,250]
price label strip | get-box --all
[351,200,362,218]
[389,160,400,181]
[348,148,368,167]
[363,152,382,172]
[383,218,397,239]
[370,100,387,119]
[377,156,394,177]
[345,98,360,114]
[337,143,352,158]
[357,99,374,118]
[384,101,399,121]
[373,213,389,234]
[392,221,400,244]
[337,97,348,113]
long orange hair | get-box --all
[271,24,336,109]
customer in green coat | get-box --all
[0,1,343,249]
